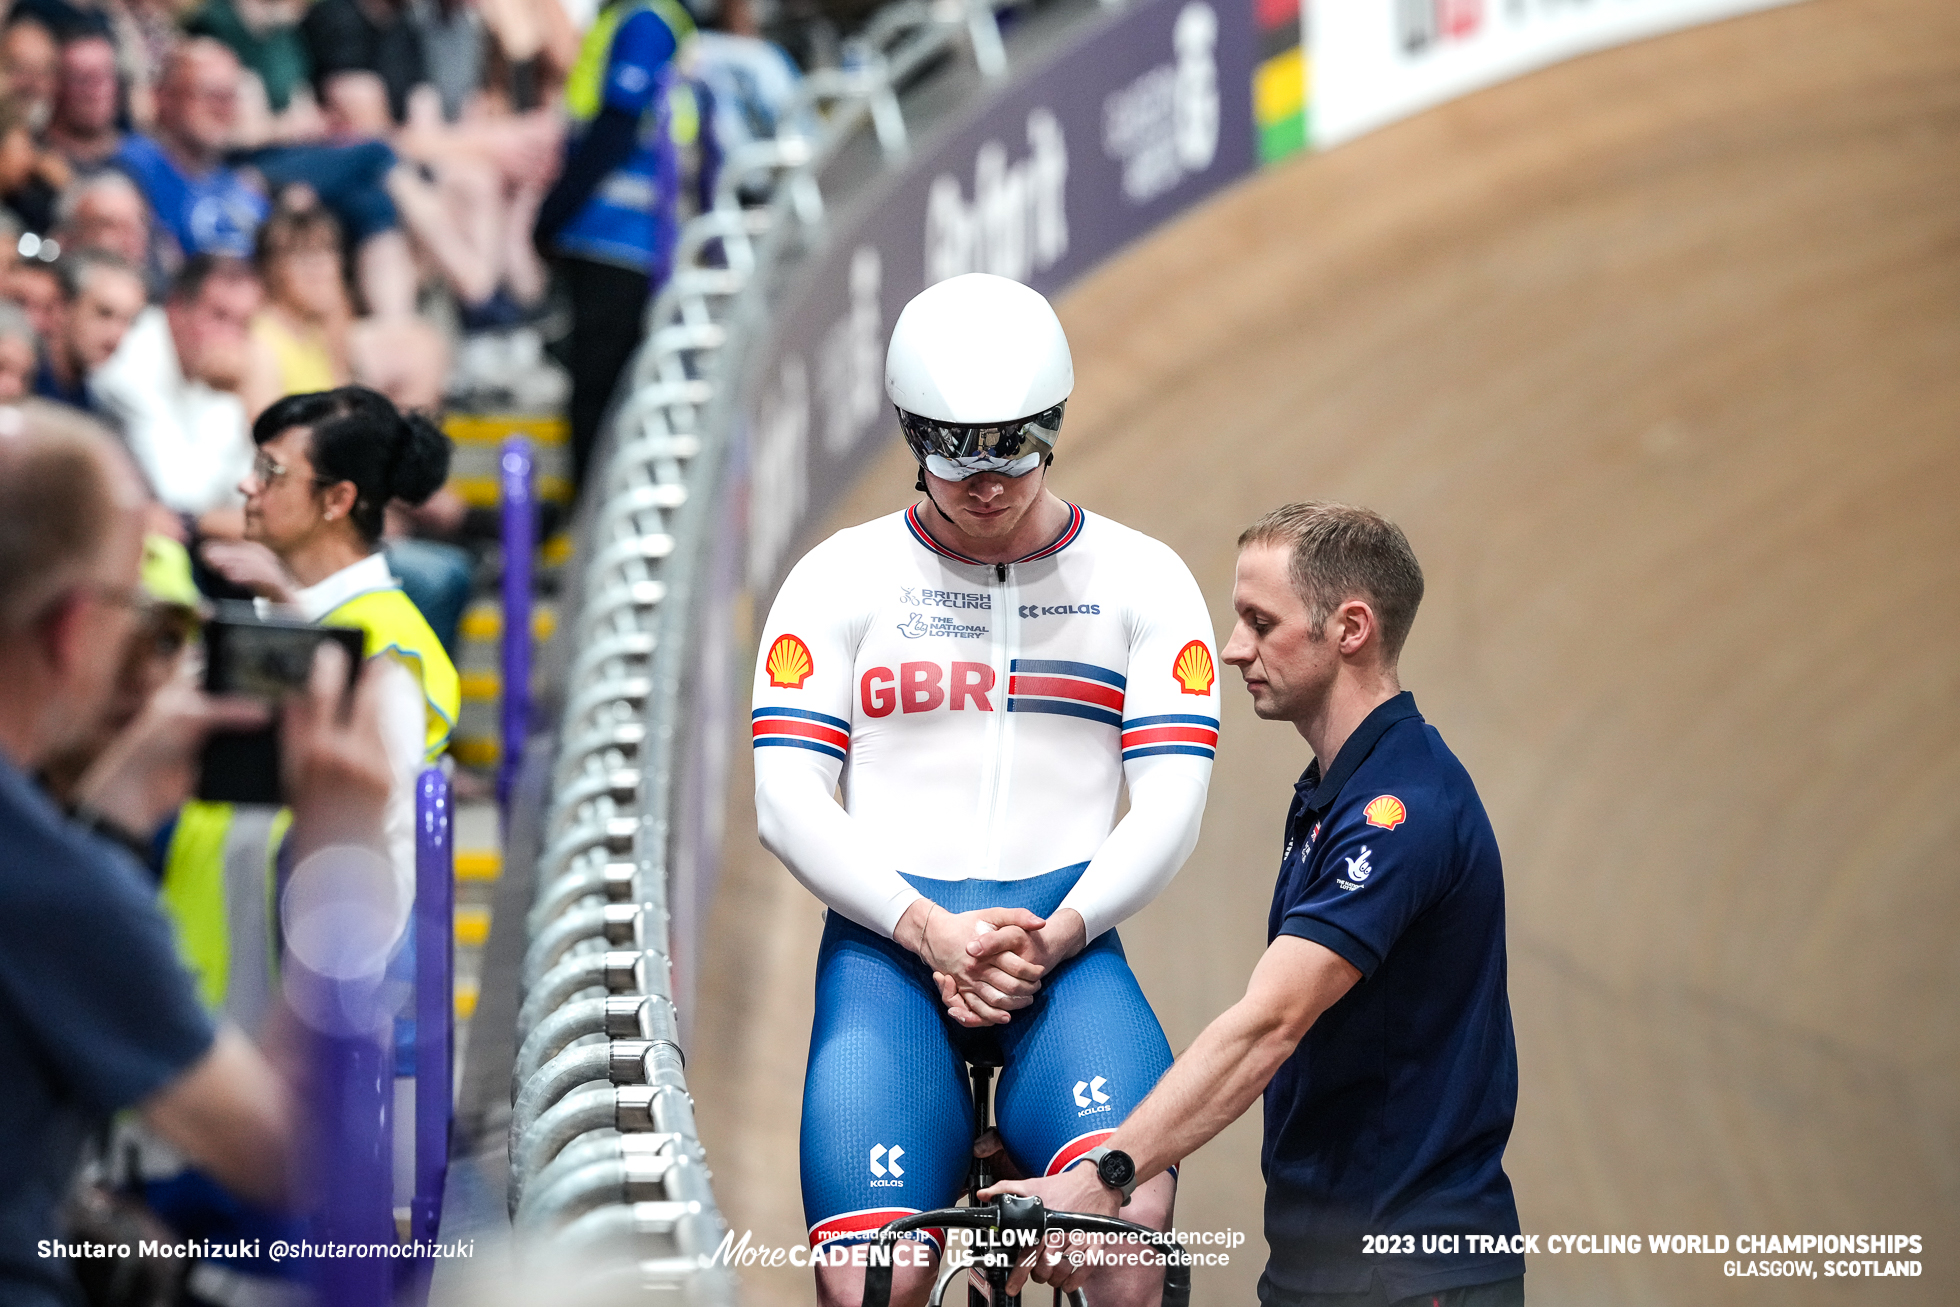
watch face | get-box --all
[1098,1149,1136,1190]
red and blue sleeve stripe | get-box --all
[753,706,850,761]
[1007,659,1126,728]
[1120,713,1219,761]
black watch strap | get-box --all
[1083,1145,1138,1206]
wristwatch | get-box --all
[1081,1146,1138,1206]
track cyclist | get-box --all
[752,273,1223,1306]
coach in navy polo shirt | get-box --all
[988,501,1525,1307]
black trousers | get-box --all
[560,256,653,497]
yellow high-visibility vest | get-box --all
[160,801,291,1026]
[565,0,697,126]
[322,584,461,764]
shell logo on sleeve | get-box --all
[1363,795,1407,830]
[766,634,815,689]
[1171,640,1215,695]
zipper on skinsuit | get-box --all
[978,560,1016,877]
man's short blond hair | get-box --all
[0,403,123,634]
[1238,502,1425,663]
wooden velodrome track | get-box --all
[687,0,1960,1300]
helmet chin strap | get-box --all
[916,468,958,526]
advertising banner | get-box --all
[1311,0,1805,147]
[738,0,1259,599]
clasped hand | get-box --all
[895,900,1088,1027]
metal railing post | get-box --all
[499,436,537,813]
[408,766,454,1283]
[307,991,394,1304]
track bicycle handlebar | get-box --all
[862,1193,1191,1307]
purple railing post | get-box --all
[306,989,394,1306]
[498,436,536,814]
[408,767,454,1281]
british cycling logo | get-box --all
[766,634,814,688]
[1336,847,1373,891]
[901,586,991,610]
[1073,1076,1112,1114]
[1019,603,1101,618]
[869,1144,906,1186]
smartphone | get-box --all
[197,604,366,805]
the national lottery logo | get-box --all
[1335,845,1374,892]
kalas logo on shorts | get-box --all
[1364,795,1407,830]
[1172,640,1215,695]
[766,634,814,689]
[869,1144,906,1187]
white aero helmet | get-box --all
[885,273,1073,481]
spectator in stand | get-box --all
[185,0,315,129]
[692,0,803,163]
[44,30,120,171]
[536,0,695,494]
[1,17,58,130]
[0,401,401,1307]
[241,197,451,408]
[0,87,66,235]
[112,40,271,260]
[3,247,61,339]
[0,299,36,397]
[34,250,145,410]
[116,40,421,318]
[54,170,157,282]
[318,70,557,341]
[241,201,343,408]
[90,253,259,539]
[300,0,423,126]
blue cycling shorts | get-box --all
[800,863,1174,1250]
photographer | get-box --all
[0,401,394,1307]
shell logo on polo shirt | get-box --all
[1172,640,1215,695]
[766,634,815,688]
[1363,795,1407,830]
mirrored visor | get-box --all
[898,402,1065,470]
